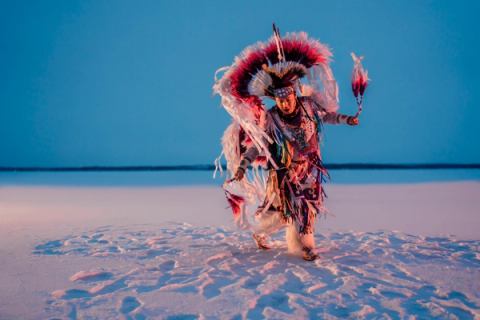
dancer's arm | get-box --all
[321,111,359,126]
[234,145,259,181]
[306,96,359,126]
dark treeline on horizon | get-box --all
[1,163,479,172]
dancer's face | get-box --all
[275,92,297,115]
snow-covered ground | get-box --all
[0,171,479,319]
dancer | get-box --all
[213,25,368,261]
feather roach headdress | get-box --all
[226,24,335,100]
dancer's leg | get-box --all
[287,207,318,260]
[286,222,303,254]
[252,210,285,249]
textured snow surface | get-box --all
[33,223,480,319]
[1,179,479,319]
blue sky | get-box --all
[1,0,479,167]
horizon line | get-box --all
[1,163,479,172]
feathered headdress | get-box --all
[226,24,335,101]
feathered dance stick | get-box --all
[351,53,369,117]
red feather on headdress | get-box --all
[226,32,332,102]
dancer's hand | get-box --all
[347,116,359,126]
[234,168,245,181]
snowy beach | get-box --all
[0,171,479,319]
